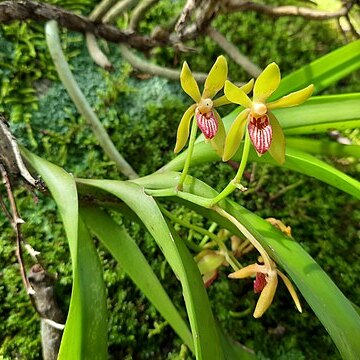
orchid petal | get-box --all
[248,114,273,155]
[277,270,302,313]
[197,252,225,275]
[222,109,250,161]
[203,55,228,99]
[267,84,314,110]
[253,272,278,318]
[196,111,218,140]
[210,110,226,157]
[228,263,264,279]
[180,62,201,103]
[212,95,231,107]
[174,104,196,153]
[224,80,252,108]
[253,62,280,103]
[268,112,285,164]
[241,78,255,94]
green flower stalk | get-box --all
[223,62,314,164]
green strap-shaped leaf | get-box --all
[286,137,360,158]
[76,179,224,360]
[160,142,360,200]
[80,206,194,353]
[273,39,360,97]
[21,149,107,360]
[274,93,360,135]
[132,172,360,360]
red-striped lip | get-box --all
[254,272,267,294]
[196,111,218,139]
[248,114,272,154]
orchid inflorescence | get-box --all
[175,56,314,163]
[175,56,313,318]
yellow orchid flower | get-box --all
[174,55,254,157]
[229,257,302,318]
[223,62,314,164]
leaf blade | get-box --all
[80,206,194,352]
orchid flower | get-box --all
[229,257,302,318]
[223,62,314,163]
[174,55,253,157]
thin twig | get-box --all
[0,0,161,51]
[46,20,139,179]
[207,27,261,78]
[175,0,197,34]
[0,164,34,294]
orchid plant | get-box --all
[8,26,360,360]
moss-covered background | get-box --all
[0,0,359,359]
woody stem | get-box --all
[177,115,198,191]
[209,130,251,206]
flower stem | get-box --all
[177,116,198,191]
[214,206,272,270]
[209,131,251,206]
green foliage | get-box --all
[1,2,360,359]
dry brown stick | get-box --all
[175,0,198,34]
[0,163,34,294]
[222,0,353,20]
[207,27,262,78]
[28,264,65,360]
[0,0,163,50]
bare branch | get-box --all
[0,0,162,51]
[175,0,198,34]
[207,27,261,78]
[0,163,34,295]
[177,0,220,41]
[0,114,38,187]
[28,264,65,360]
[222,0,353,20]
